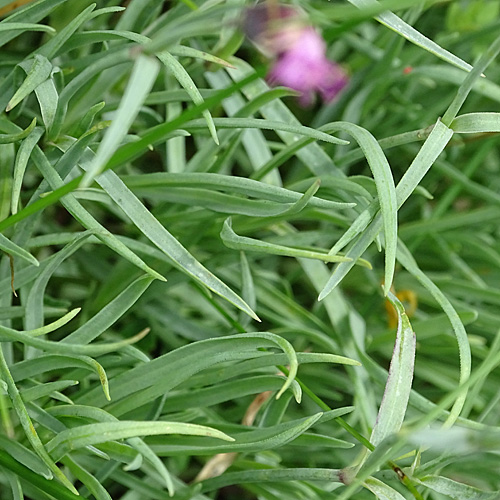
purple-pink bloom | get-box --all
[267,27,348,107]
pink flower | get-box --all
[268,27,348,106]
[243,4,348,107]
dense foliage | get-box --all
[1,0,500,499]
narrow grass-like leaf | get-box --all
[7,55,52,112]
[35,3,95,59]
[23,308,81,337]
[0,323,149,356]
[363,477,406,500]
[396,240,471,427]
[48,404,176,495]
[34,77,58,130]
[414,475,498,500]
[199,468,341,493]
[31,147,166,281]
[157,51,219,145]
[62,275,153,344]
[81,54,160,186]
[81,165,258,320]
[184,117,348,146]
[370,292,416,446]
[25,232,90,330]
[0,233,38,267]
[0,22,54,34]
[73,101,105,136]
[150,413,323,456]
[413,65,500,103]
[0,451,80,500]
[239,251,255,328]
[4,469,22,500]
[0,0,66,48]
[221,218,353,264]
[50,47,130,139]
[87,6,125,20]
[185,354,359,391]
[46,421,234,461]
[170,45,235,68]
[11,355,110,400]
[0,348,78,494]
[123,172,353,210]
[11,126,43,215]
[164,375,301,412]
[323,122,397,292]
[442,34,500,126]
[451,112,500,133]
[347,0,473,72]
[319,119,453,300]
[62,455,112,500]
[81,334,297,414]
[20,380,78,403]
[0,435,51,479]
[0,117,36,144]
[103,68,264,170]
[62,29,149,49]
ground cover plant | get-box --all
[1,0,500,498]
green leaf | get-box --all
[20,380,78,404]
[37,2,96,59]
[221,217,354,265]
[184,117,349,146]
[35,76,58,130]
[415,475,498,500]
[81,54,160,186]
[0,117,36,144]
[80,163,259,321]
[7,55,52,112]
[157,51,219,144]
[451,112,500,133]
[0,450,80,500]
[0,22,54,34]
[48,404,176,495]
[80,333,297,414]
[323,122,397,292]
[46,421,234,461]
[0,233,38,267]
[0,322,149,357]
[319,119,453,301]
[370,292,416,446]
[23,309,81,338]
[363,477,407,500]
[24,232,90,331]
[347,0,473,72]
[149,413,323,456]
[396,240,471,428]
[442,34,500,126]
[170,45,235,68]
[162,375,302,412]
[31,146,166,282]
[0,349,78,494]
[198,468,342,493]
[62,455,112,500]
[0,0,66,48]
[0,435,52,479]
[62,275,154,345]
[11,125,44,215]
[11,354,110,401]
[123,172,354,211]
